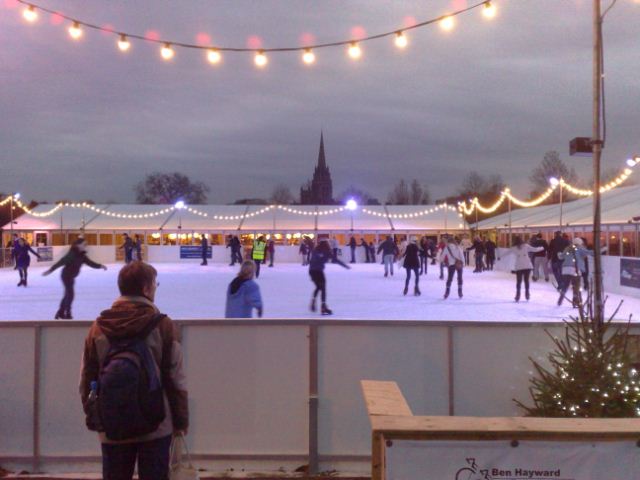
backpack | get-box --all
[96,313,167,441]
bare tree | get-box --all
[270,184,295,204]
[387,179,410,205]
[135,172,209,204]
[410,180,431,204]
[529,151,578,195]
[458,171,488,199]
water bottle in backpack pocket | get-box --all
[94,314,167,441]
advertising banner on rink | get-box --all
[180,246,212,259]
[36,246,53,262]
[386,440,639,480]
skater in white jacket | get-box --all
[499,236,544,302]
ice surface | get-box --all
[1,263,638,322]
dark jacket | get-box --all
[14,242,39,268]
[548,236,569,262]
[531,237,548,258]
[229,237,241,251]
[120,237,133,252]
[484,240,496,259]
[468,240,485,254]
[49,247,103,279]
[309,248,348,272]
[402,243,420,269]
[377,239,399,256]
[349,237,356,248]
[79,296,189,444]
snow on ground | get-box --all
[0,262,638,322]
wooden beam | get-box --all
[361,380,413,420]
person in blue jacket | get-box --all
[557,237,594,308]
[225,260,263,318]
[309,240,350,315]
[14,237,40,287]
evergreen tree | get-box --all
[515,300,639,418]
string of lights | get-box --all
[457,156,639,216]
[362,204,462,219]
[16,0,497,68]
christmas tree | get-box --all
[515,296,640,417]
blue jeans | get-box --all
[101,434,172,480]
[383,254,394,275]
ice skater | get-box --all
[557,238,594,308]
[43,238,107,319]
[227,235,243,265]
[225,260,263,318]
[308,240,350,315]
[402,237,421,296]
[14,237,40,286]
[548,231,569,290]
[252,235,266,278]
[419,237,429,275]
[530,233,549,282]
[267,238,275,267]
[441,237,465,299]
[499,236,544,302]
[133,234,143,261]
[484,236,496,271]
[299,240,309,266]
[377,235,399,277]
[118,233,134,264]
[467,236,486,273]
[200,234,209,266]
[348,236,357,263]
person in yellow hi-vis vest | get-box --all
[252,236,267,278]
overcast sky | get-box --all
[1,0,639,204]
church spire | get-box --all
[317,131,327,171]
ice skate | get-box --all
[515,291,520,303]
[414,286,421,296]
[403,285,408,296]
[321,303,333,316]
[458,287,463,298]
[310,297,316,312]
[444,287,450,299]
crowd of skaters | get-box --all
[4,228,603,321]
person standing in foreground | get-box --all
[309,240,350,315]
[79,261,189,480]
[225,260,263,318]
[377,235,399,277]
[14,237,41,286]
[200,234,208,266]
[402,237,421,296]
[251,235,266,278]
[43,238,107,319]
[441,237,465,299]
[499,236,544,302]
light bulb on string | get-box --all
[117,34,130,52]
[302,48,315,65]
[23,4,38,23]
[207,49,222,64]
[394,31,408,49]
[254,50,268,67]
[348,42,362,59]
[68,21,83,40]
[482,1,497,19]
[439,16,455,31]
[161,43,174,60]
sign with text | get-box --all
[36,246,53,262]
[386,440,639,480]
[620,258,640,289]
[180,246,212,259]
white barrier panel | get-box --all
[386,439,639,480]
[1,321,616,473]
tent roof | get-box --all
[5,203,467,232]
[477,184,640,230]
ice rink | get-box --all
[0,262,638,322]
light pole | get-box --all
[507,191,512,246]
[591,0,604,325]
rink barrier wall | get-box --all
[3,319,638,475]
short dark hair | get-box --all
[118,261,157,297]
